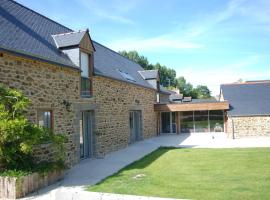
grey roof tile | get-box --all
[0,0,155,90]
[93,42,153,89]
[52,30,86,48]
[221,82,270,116]
[138,70,159,80]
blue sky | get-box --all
[17,0,270,95]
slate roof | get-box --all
[52,30,86,49]
[160,86,173,95]
[138,70,159,80]
[0,0,76,68]
[0,0,154,90]
[221,82,270,116]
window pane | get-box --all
[161,112,171,133]
[81,52,89,77]
[180,111,194,133]
[38,111,52,129]
[172,112,176,133]
[81,77,91,97]
[209,110,224,132]
[194,110,209,133]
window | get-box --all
[37,110,52,129]
[194,110,209,133]
[118,69,136,82]
[156,93,160,103]
[180,111,194,133]
[80,52,92,97]
[209,110,224,132]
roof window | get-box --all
[118,69,136,82]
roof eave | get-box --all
[94,72,157,92]
[0,45,80,71]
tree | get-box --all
[119,51,177,87]
[194,85,211,99]
[119,50,151,70]
[0,84,66,170]
[119,50,212,98]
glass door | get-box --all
[80,111,93,159]
[129,111,142,144]
[161,112,176,133]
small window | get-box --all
[80,51,92,97]
[118,69,136,82]
[156,93,160,103]
[37,110,53,129]
[81,77,91,97]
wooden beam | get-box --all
[154,101,229,112]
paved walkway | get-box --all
[23,133,270,200]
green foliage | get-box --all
[119,50,151,70]
[0,169,31,177]
[0,161,65,177]
[193,85,211,99]
[0,84,67,171]
[119,51,177,88]
[119,51,212,98]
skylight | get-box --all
[118,69,136,82]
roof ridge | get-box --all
[138,69,158,72]
[221,81,270,86]
[12,0,73,32]
[92,41,144,69]
[52,29,87,37]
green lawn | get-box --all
[88,148,270,200]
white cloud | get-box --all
[78,0,135,25]
[106,35,203,52]
[185,0,247,38]
[176,55,268,95]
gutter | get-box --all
[0,46,80,71]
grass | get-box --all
[88,147,270,200]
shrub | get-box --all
[0,84,67,171]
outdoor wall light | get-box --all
[62,100,72,112]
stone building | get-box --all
[220,81,270,138]
[0,0,170,165]
[0,0,269,167]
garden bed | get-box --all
[0,169,65,199]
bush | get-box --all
[0,84,67,171]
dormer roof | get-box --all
[139,70,159,80]
[52,29,95,51]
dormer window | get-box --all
[52,29,95,98]
[80,51,92,97]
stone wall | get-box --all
[226,116,270,138]
[92,76,157,156]
[0,52,86,165]
[0,52,157,165]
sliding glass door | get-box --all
[161,112,176,133]
[180,111,194,133]
[129,111,142,144]
[178,110,224,133]
[194,111,209,133]
[80,111,93,159]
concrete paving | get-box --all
[22,133,270,200]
